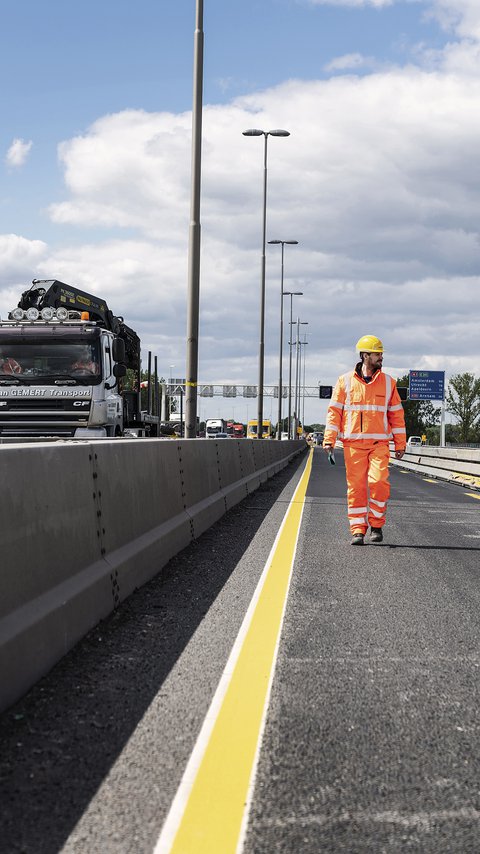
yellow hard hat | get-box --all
[356,334,384,353]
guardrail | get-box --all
[0,438,306,713]
[390,445,480,490]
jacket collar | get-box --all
[354,361,381,383]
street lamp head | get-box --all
[242,129,290,138]
[268,239,298,245]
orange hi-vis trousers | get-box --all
[343,443,390,534]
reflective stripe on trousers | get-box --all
[343,443,390,533]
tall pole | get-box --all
[277,241,285,439]
[284,291,303,438]
[294,317,300,438]
[293,319,308,438]
[302,337,308,431]
[257,132,268,437]
[243,128,290,438]
[288,297,294,439]
[185,0,204,438]
[268,240,298,439]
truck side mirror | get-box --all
[112,337,126,363]
[113,363,127,378]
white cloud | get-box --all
[324,52,375,71]
[5,138,33,168]
[428,0,480,40]
[22,69,480,391]
[3,1,480,424]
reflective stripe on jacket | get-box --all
[323,368,406,450]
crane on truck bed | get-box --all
[18,280,141,371]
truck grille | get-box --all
[0,397,91,436]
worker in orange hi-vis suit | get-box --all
[323,335,406,546]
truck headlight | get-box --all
[26,308,39,321]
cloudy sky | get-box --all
[1,0,479,424]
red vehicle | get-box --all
[226,420,234,436]
[232,423,245,438]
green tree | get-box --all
[396,374,440,438]
[446,373,480,443]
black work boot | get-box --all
[351,533,365,546]
[370,527,384,543]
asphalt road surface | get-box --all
[1,447,479,853]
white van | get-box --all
[406,436,422,449]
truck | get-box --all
[0,279,161,439]
[246,419,273,439]
[232,423,245,438]
[205,418,227,438]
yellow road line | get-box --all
[465,492,480,501]
[423,478,437,484]
[155,448,313,854]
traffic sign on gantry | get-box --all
[409,370,445,400]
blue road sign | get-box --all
[409,370,445,400]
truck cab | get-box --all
[0,279,154,440]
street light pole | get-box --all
[302,336,309,431]
[284,291,303,438]
[268,239,298,439]
[293,319,308,438]
[243,128,290,438]
[185,0,204,438]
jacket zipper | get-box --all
[360,411,363,433]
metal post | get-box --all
[294,317,300,438]
[284,291,303,438]
[302,337,308,431]
[147,350,152,415]
[257,132,268,438]
[440,398,446,447]
[154,356,159,417]
[185,0,204,438]
[268,240,298,439]
[277,241,285,439]
[288,296,294,439]
[243,128,290,439]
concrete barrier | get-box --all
[390,445,480,490]
[0,438,305,712]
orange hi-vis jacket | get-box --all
[323,367,406,450]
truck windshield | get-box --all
[0,341,101,382]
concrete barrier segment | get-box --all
[0,441,111,712]
[0,437,306,713]
[92,438,191,599]
[0,442,102,617]
[390,446,480,491]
